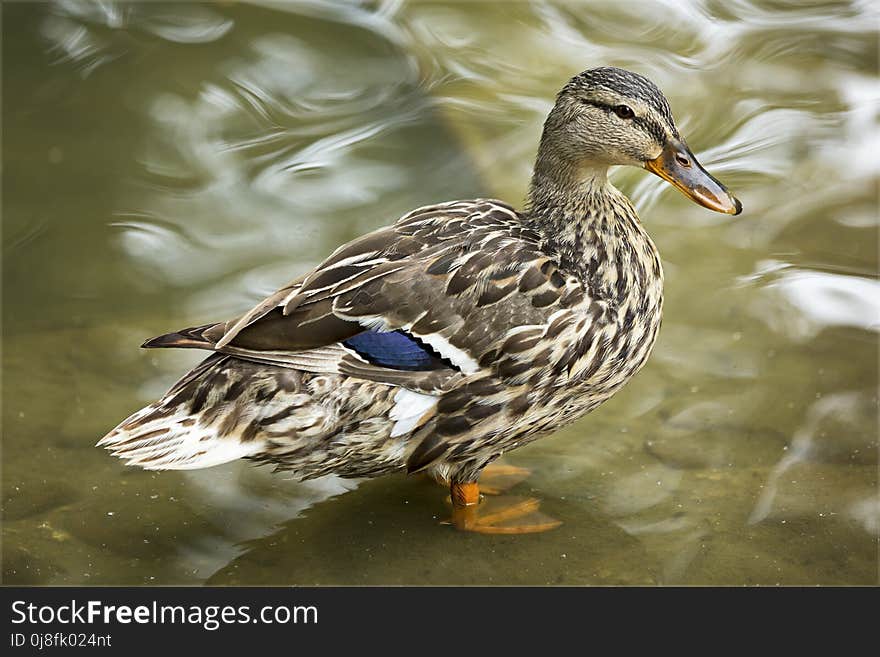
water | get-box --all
[2,0,877,585]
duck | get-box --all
[99,67,741,534]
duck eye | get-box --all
[614,105,635,119]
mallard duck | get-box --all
[99,67,740,533]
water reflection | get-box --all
[753,265,880,339]
[2,0,878,585]
[204,473,660,586]
[750,390,878,526]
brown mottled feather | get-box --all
[103,69,685,485]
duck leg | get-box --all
[447,481,561,534]
[428,461,531,494]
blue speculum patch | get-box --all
[343,330,450,371]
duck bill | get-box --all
[645,141,742,215]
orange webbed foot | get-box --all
[444,482,561,534]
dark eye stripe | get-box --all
[579,99,667,144]
[579,99,613,113]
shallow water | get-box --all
[2,0,878,585]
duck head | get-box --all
[535,66,741,215]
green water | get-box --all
[2,0,877,585]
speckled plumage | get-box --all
[100,67,739,490]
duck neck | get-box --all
[525,156,633,261]
[526,155,613,232]
[524,157,662,307]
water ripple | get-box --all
[745,261,880,340]
[8,0,877,585]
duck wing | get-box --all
[145,199,594,397]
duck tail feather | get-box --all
[141,323,222,350]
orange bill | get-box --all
[645,140,742,215]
